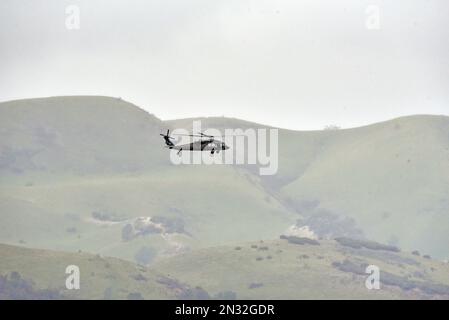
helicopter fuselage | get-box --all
[169,139,228,152]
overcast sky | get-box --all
[0,0,448,130]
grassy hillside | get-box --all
[1,96,448,265]
[0,96,167,181]
[168,115,449,259]
[0,243,196,299]
[2,239,448,300]
[0,97,298,264]
[278,116,449,258]
[154,238,449,300]
[0,166,296,263]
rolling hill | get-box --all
[0,97,296,263]
[0,96,166,180]
[167,114,449,259]
[0,96,448,267]
[2,237,448,300]
[0,243,203,299]
[153,237,449,300]
[279,115,449,258]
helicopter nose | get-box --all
[223,144,229,150]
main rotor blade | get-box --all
[170,132,250,138]
[171,134,205,137]
[196,132,247,138]
[197,132,214,138]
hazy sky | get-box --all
[1,0,448,130]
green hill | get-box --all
[168,115,449,259]
[0,96,448,265]
[0,167,295,262]
[0,97,296,263]
[2,239,449,300]
[278,115,449,258]
[0,243,202,299]
[0,96,166,181]
[154,238,449,300]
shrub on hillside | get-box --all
[92,210,125,222]
[66,227,77,233]
[0,272,63,300]
[134,246,156,265]
[157,276,213,300]
[121,224,134,241]
[213,291,237,300]
[131,274,148,282]
[333,261,449,296]
[380,272,415,291]
[332,259,366,275]
[248,283,264,289]
[127,292,144,300]
[416,281,449,295]
[280,235,320,246]
[178,286,211,300]
[335,237,399,252]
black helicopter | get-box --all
[160,130,229,155]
